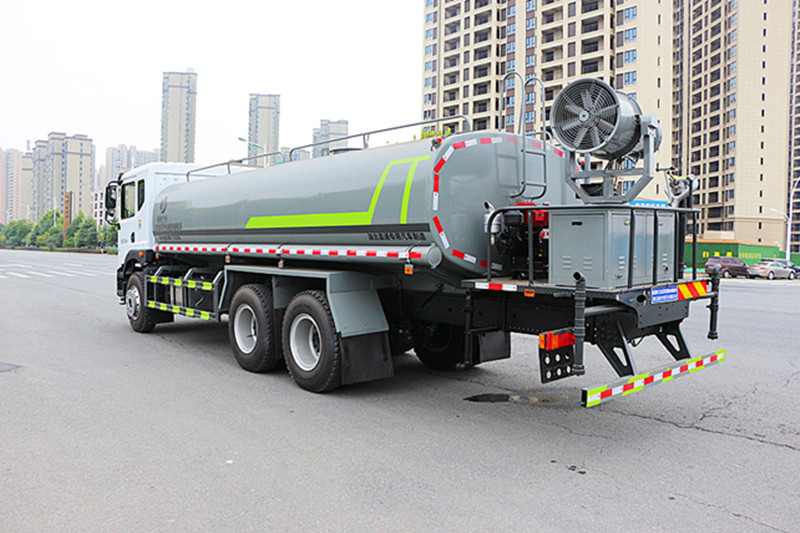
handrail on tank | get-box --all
[185,151,286,182]
[499,71,549,200]
[483,204,700,288]
[288,116,472,160]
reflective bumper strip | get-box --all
[473,281,517,292]
[582,349,726,408]
[148,275,214,292]
[147,300,212,320]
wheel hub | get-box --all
[126,287,140,320]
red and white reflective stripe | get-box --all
[451,249,477,264]
[158,244,421,260]
[432,216,450,249]
[156,244,227,253]
[540,229,550,239]
[432,173,440,211]
[473,281,517,292]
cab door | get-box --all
[118,177,149,260]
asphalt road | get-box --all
[1,249,799,532]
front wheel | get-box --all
[722,269,731,278]
[229,283,280,372]
[282,290,341,392]
[126,273,156,333]
[789,271,796,280]
[768,271,775,280]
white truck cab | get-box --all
[109,162,249,265]
[106,162,250,297]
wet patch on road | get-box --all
[464,392,574,405]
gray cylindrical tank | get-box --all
[153,131,570,275]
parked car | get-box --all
[747,260,795,280]
[704,256,749,278]
[771,258,800,277]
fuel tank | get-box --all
[153,131,573,275]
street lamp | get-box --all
[44,195,57,228]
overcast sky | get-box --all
[0,0,424,165]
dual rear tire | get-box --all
[228,285,340,392]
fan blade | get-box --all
[565,104,585,115]
[559,117,582,131]
[597,118,616,133]
[590,126,602,148]
[573,126,588,148]
[580,88,593,110]
[595,104,618,118]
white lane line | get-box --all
[83,269,113,275]
[0,274,6,279]
[6,263,33,268]
[27,271,55,278]
[66,270,95,276]
[51,271,77,277]
[8,272,30,278]
[63,263,84,267]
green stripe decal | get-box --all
[245,155,431,229]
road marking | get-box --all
[66,270,95,276]
[83,269,113,275]
[8,272,30,278]
[51,271,77,277]
[0,274,6,279]
[27,271,55,278]
[63,262,83,267]
[6,263,33,268]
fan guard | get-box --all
[551,79,642,160]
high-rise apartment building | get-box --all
[787,0,800,254]
[97,145,159,188]
[28,133,94,222]
[672,0,792,245]
[312,119,349,158]
[1,148,34,223]
[161,71,198,163]
[248,94,280,166]
[422,0,507,134]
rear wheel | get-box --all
[229,284,280,372]
[768,271,775,280]
[789,271,796,280]
[126,273,156,333]
[722,269,731,278]
[282,290,341,392]
[413,323,476,371]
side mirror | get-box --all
[105,183,118,210]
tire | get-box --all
[228,284,280,372]
[126,272,156,333]
[282,290,341,392]
[789,271,796,280]
[722,269,731,278]
[413,323,476,371]
[767,271,775,280]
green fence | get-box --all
[683,239,799,268]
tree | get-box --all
[104,224,118,248]
[75,217,99,248]
[2,220,34,247]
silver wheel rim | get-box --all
[126,286,141,320]
[290,313,321,371]
[233,304,257,354]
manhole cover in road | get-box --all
[0,362,21,373]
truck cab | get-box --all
[107,162,250,295]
